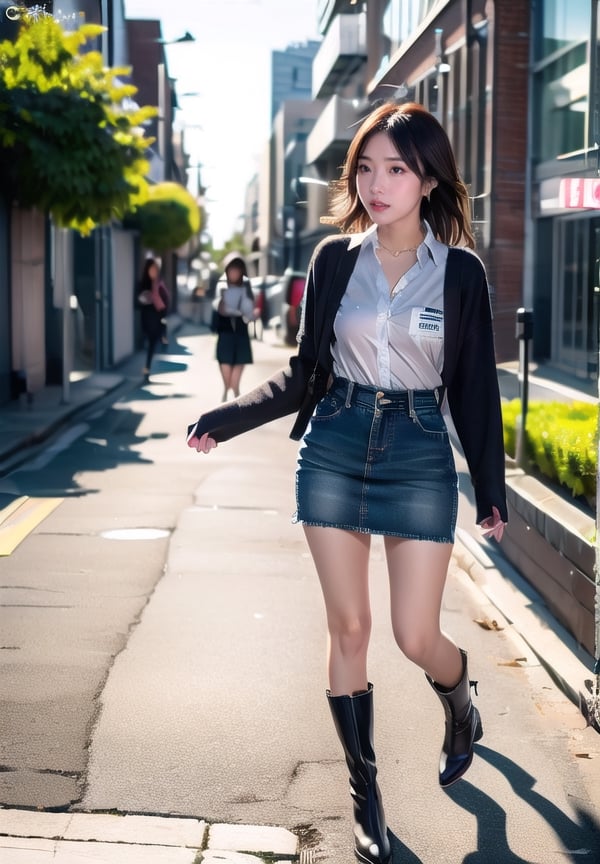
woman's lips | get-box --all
[370,201,388,212]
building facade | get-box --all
[249,0,599,381]
[271,40,321,121]
[530,0,599,384]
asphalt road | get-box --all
[1,323,599,863]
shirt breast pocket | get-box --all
[408,306,444,341]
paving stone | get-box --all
[64,812,207,847]
[0,836,56,863]
[201,853,266,863]
[207,823,298,856]
[0,809,71,839]
[0,837,198,863]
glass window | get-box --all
[534,0,590,62]
[383,0,443,54]
[532,2,590,162]
[533,45,588,161]
[554,216,599,377]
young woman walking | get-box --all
[187,102,507,864]
[212,252,259,401]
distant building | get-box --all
[271,40,320,121]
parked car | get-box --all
[279,269,306,346]
[249,270,306,345]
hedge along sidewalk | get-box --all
[502,398,597,507]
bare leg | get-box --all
[229,364,244,397]
[303,526,371,695]
[309,527,391,862]
[219,363,233,401]
[384,537,462,687]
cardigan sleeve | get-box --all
[186,353,315,443]
[446,255,508,524]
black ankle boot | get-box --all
[426,648,483,787]
[327,684,391,864]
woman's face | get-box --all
[356,131,433,228]
[227,264,243,282]
[148,262,159,280]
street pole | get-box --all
[52,227,72,405]
[515,308,533,469]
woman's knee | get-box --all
[393,628,437,668]
[329,614,371,658]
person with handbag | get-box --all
[212,252,259,402]
[186,102,507,864]
[137,257,170,379]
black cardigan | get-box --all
[188,235,507,524]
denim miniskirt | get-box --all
[294,377,458,542]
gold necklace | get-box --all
[377,234,422,258]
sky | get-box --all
[123,0,320,246]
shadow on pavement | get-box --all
[444,744,600,863]
[388,829,425,862]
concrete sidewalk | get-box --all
[0,318,305,863]
[0,809,299,863]
[1,316,598,862]
[0,317,596,709]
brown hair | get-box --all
[326,102,475,248]
[138,257,159,292]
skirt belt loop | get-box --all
[408,389,416,419]
[345,380,354,408]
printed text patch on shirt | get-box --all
[409,306,444,339]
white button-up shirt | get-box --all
[331,221,449,390]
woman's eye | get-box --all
[357,163,370,173]
[390,166,404,175]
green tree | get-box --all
[0,14,156,234]
[134,181,201,252]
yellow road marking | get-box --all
[0,496,63,556]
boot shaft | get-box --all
[426,648,483,787]
[326,684,391,864]
[427,648,474,723]
[327,684,377,781]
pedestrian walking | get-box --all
[137,257,169,379]
[212,252,259,401]
[187,101,507,864]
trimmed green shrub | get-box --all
[502,399,598,502]
[133,181,201,252]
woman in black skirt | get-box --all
[187,102,507,864]
[137,257,169,378]
[212,252,258,401]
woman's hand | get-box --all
[187,428,218,453]
[479,505,505,542]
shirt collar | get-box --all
[349,221,446,266]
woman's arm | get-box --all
[186,353,315,445]
[446,255,508,525]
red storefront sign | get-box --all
[559,177,600,209]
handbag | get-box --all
[210,308,220,333]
